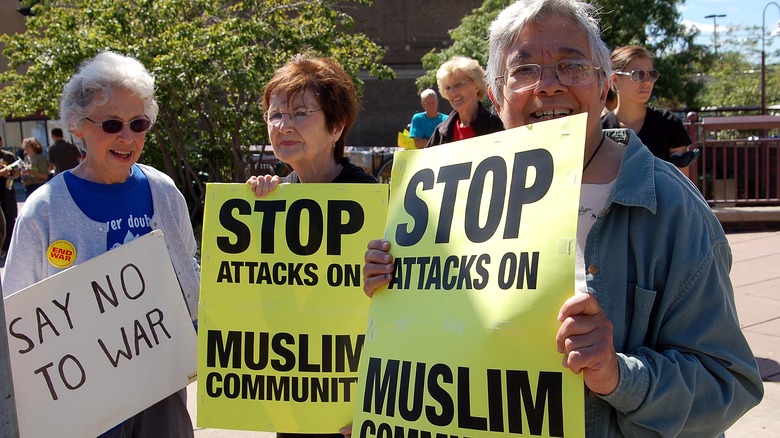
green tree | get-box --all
[416,0,710,108]
[0,0,393,220]
[699,25,780,111]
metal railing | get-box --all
[685,114,780,206]
[245,115,780,206]
[245,145,396,183]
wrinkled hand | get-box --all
[556,293,619,395]
[340,424,352,437]
[362,239,394,297]
[246,174,281,197]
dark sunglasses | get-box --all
[84,117,153,134]
[614,69,660,82]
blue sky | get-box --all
[679,0,780,47]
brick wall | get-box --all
[339,0,483,146]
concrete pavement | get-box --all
[722,230,780,437]
[187,383,273,438]
[187,230,780,437]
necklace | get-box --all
[583,132,606,171]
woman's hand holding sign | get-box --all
[246,174,281,197]
[556,292,619,396]
[362,239,394,297]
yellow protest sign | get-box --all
[353,114,588,437]
[397,129,417,149]
[198,183,388,433]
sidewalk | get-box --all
[187,383,272,438]
[186,230,780,437]
[722,230,780,437]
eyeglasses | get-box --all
[614,69,660,82]
[497,60,601,92]
[84,117,153,134]
[264,109,323,126]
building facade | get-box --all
[340,0,484,146]
[1,0,54,155]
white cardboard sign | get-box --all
[3,230,197,437]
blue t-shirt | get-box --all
[409,112,448,139]
[64,165,154,251]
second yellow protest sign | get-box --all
[354,114,588,437]
[198,183,388,433]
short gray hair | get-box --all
[487,0,611,103]
[60,51,159,131]
[420,88,438,101]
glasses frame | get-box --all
[84,117,153,134]
[496,59,602,93]
[614,69,660,83]
[263,108,323,126]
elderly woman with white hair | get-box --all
[2,51,199,437]
[363,0,762,436]
[427,56,503,146]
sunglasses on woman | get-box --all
[84,117,153,134]
[614,69,660,82]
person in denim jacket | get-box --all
[362,0,763,436]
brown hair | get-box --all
[22,137,43,154]
[262,55,360,162]
[610,45,652,72]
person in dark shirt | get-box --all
[246,55,373,438]
[0,140,19,257]
[600,45,697,171]
[47,127,82,175]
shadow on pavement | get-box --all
[756,357,780,382]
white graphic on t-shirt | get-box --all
[127,214,152,228]
[111,230,141,250]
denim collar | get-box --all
[604,128,658,215]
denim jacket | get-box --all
[584,130,763,436]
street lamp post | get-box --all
[705,13,727,55]
[761,2,780,115]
